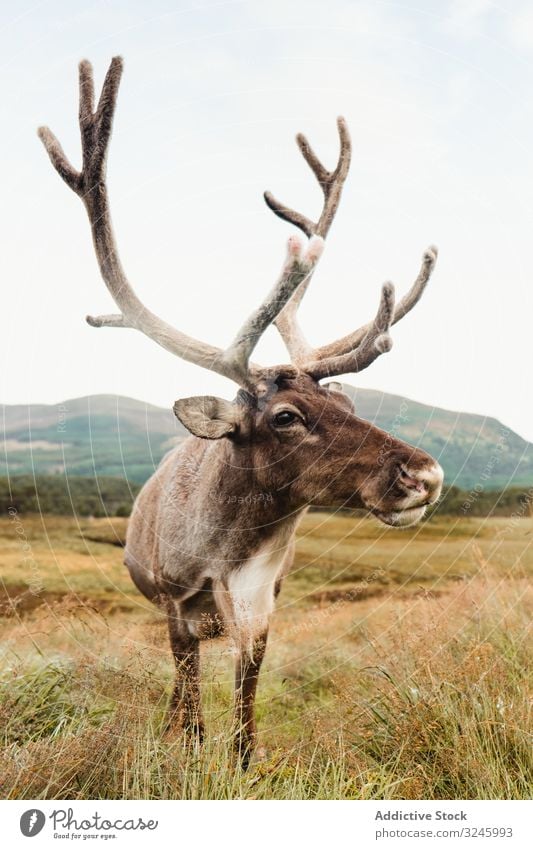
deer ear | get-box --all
[173,396,239,440]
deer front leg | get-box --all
[234,630,268,768]
[163,596,204,740]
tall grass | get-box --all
[1,569,530,799]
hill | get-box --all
[343,387,531,489]
[1,389,531,490]
[1,394,184,484]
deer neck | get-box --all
[195,438,304,553]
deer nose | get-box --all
[398,461,443,503]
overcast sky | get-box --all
[2,0,533,439]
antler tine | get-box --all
[264,117,352,240]
[390,245,438,323]
[305,116,351,238]
[309,246,438,363]
[303,282,396,380]
[38,57,322,390]
[264,117,352,363]
[223,235,324,377]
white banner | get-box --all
[1,799,531,848]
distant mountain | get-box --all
[1,390,531,489]
[343,387,532,490]
[0,395,184,484]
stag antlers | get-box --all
[39,57,437,389]
[38,57,323,390]
[265,120,438,379]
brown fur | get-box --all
[125,375,443,761]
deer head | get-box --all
[39,57,443,527]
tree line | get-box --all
[0,476,531,519]
[0,476,140,517]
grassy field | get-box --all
[0,511,531,799]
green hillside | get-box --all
[1,390,531,490]
[345,387,532,490]
[1,395,184,484]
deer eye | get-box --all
[273,410,298,427]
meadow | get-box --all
[0,511,531,799]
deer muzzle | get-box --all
[369,456,444,527]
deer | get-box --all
[39,57,443,767]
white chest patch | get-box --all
[227,543,285,657]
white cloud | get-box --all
[446,0,493,34]
[507,4,533,49]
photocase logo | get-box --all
[20,809,46,837]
